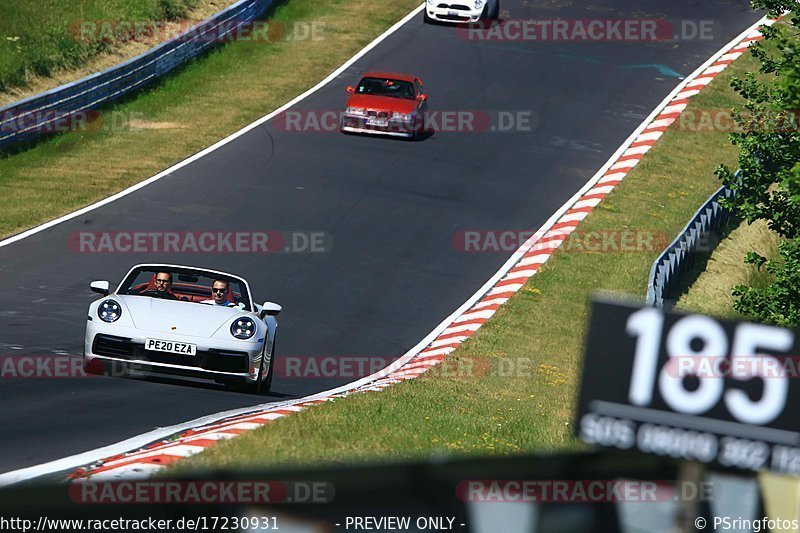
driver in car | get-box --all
[202,279,236,307]
[151,272,178,300]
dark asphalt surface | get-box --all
[0,0,762,474]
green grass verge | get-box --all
[1,0,770,473]
[165,48,763,474]
[0,0,199,92]
[0,0,422,238]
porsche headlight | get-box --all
[230,317,256,340]
[474,0,484,8]
[345,107,366,116]
[98,300,122,323]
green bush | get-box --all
[717,0,800,324]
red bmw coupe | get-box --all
[341,72,428,140]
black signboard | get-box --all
[576,299,800,475]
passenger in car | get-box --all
[201,279,236,307]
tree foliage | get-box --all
[715,1,800,324]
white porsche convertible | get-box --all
[84,264,280,394]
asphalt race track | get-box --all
[0,0,763,474]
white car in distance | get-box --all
[424,0,500,24]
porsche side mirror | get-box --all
[90,280,110,296]
[346,86,355,93]
[418,93,427,102]
[260,301,282,318]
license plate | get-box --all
[366,118,389,127]
[448,9,460,16]
[145,338,197,356]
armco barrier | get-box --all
[645,179,738,308]
[0,0,272,150]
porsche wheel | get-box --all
[492,0,500,19]
[259,337,275,394]
[244,338,274,395]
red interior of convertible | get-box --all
[132,275,238,304]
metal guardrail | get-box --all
[646,179,739,308]
[0,0,273,150]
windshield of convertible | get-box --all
[117,266,252,311]
[356,77,415,100]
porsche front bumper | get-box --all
[84,322,263,383]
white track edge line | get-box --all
[0,13,770,487]
[0,3,426,251]
[0,2,427,486]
